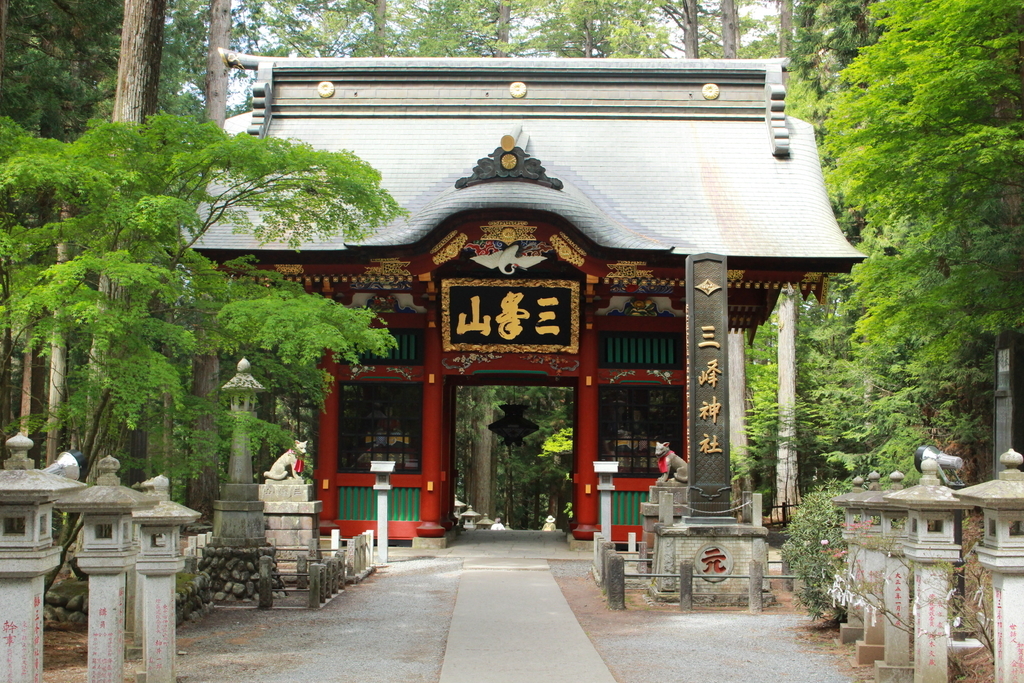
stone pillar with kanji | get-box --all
[955,450,1024,683]
[884,459,970,683]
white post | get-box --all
[331,528,340,551]
[627,532,637,553]
[370,462,395,564]
[594,461,618,542]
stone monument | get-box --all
[208,359,278,602]
[648,254,769,606]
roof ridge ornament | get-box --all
[765,63,790,157]
[455,135,563,190]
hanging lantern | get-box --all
[488,404,539,447]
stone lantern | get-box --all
[954,449,1024,683]
[832,475,867,645]
[57,455,158,683]
[213,358,267,548]
[0,433,85,683]
[594,460,618,542]
[836,472,887,666]
[866,472,913,683]
[370,460,396,563]
[132,476,200,683]
[884,458,971,683]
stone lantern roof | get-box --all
[0,433,85,504]
[956,450,1024,510]
[133,475,201,527]
[221,358,265,395]
[57,456,158,513]
[883,459,970,511]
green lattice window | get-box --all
[599,333,682,369]
[337,486,421,521]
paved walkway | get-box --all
[169,531,851,683]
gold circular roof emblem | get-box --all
[509,82,527,98]
[701,83,720,100]
[317,81,336,98]
[500,153,518,170]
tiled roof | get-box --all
[200,58,862,265]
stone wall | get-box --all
[44,574,217,628]
[198,546,284,601]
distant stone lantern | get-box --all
[955,449,1024,683]
[0,433,85,683]
[57,455,158,683]
[884,458,971,683]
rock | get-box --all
[214,592,226,601]
[66,594,84,612]
[68,611,88,625]
[45,591,66,607]
[222,582,233,593]
[245,581,255,596]
[226,558,239,570]
[231,583,245,596]
[44,605,58,621]
[246,562,256,573]
[231,569,244,582]
[53,607,69,622]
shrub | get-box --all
[781,481,848,621]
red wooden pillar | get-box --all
[573,322,600,540]
[441,382,456,529]
[317,355,340,532]
[417,323,446,537]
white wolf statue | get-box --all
[264,440,307,483]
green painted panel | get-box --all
[612,490,643,526]
[337,486,420,521]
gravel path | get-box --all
[175,557,461,683]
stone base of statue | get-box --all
[259,483,322,560]
[648,519,772,607]
[211,482,266,548]
[639,484,689,548]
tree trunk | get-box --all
[204,0,231,127]
[683,0,699,58]
[0,0,9,109]
[775,285,799,512]
[721,0,738,58]
[728,331,748,460]
[46,242,70,465]
[778,0,793,58]
[373,0,386,57]
[30,345,46,466]
[112,0,167,123]
[495,2,510,57]
[186,353,220,519]
[470,400,496,518]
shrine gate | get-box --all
[198,55,863,544]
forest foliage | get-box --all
[1,0,1020,517]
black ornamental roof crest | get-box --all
[455,134,563,190]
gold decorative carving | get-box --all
[317,81,335,98]
[364,259,411,278]
[702,83,720,100]
[509,82,527,98]
[802,272,823,282]
[275,264,304,275]
[431,230,468,265]
[479,221,537,243]
[727,269,745,281]
[695,278,721,296]
[500,153,518,170]
[607,261,653,279]
[550,233,586,267]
